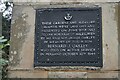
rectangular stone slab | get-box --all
[34,7,103,67]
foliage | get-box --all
[0,1,13,79]
[0,36,9,79]
[0,36,9,49]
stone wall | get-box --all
[8,1,120,78]
[118,2,120,79]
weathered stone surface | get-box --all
[118,2,120,70]
[9,6,35,69]
[118,3,120,79]
[100,3,119,71]
[8,5,48,78]
[48,72,87,78]
[87,72,119,78]
[12,0,119,3]
[11,0,119,6]
[8,70,48,78]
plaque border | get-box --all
[34,7,103,67]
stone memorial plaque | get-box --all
[34,7,102,67]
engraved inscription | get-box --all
[35,8,102,67]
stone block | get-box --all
[9,6,35,69]
[8,70,48,78]
[87,72,119,78]
[100,3,119,71]
[48,72,87,78]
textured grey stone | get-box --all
[87,72,119,78]
[11,0,119,4]
[48,72,87,78]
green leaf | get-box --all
[0,36,4,40]
[0,45,4,49]
[4,43,10,48]
[0,39,7,43]
[0,59,9,66]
